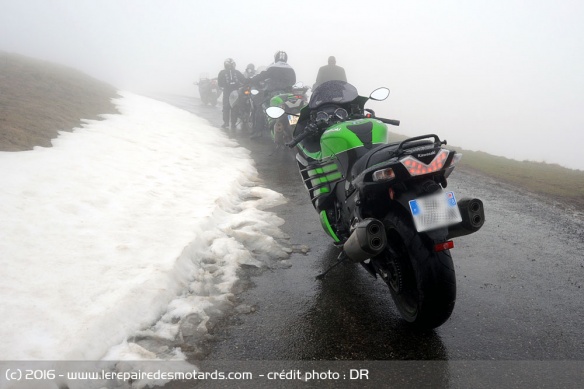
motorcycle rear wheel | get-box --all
[239,106,252,133]
[376,211,456,329]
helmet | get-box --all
[246,63,255,71]
[274,51,288,63]
[224,58,236,69]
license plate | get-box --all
[288,115,299,125]
[408,191,462,232]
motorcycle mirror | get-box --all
[266,107,286,119]
[369,87,390,101]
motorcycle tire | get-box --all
[240,106,252,133]
[253,108,267,134]
[241,117,251,133]
[376,210,456,329]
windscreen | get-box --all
[309,80,359,109]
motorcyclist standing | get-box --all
[313,56,347,90]
[217,58,245,130]
[249,51,296,139]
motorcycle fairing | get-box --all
[296,153,342,211]
[269,94,285,107]
[319,210,341,242]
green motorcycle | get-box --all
[252,83,309,147]
[267,80,485,329]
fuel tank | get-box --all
[320,118,390,158]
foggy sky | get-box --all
[1,0,583,170]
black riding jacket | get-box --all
[218,69,245,92]
[251,61,296,93]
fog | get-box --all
[1,0,583,170]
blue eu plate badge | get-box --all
[408,191,462,232]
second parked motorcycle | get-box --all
[251,83,310,147]
[268,83,310,147]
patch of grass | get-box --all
[0,51,119,151]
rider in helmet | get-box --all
[218,58,245,130]
[244,63,256,78]
[251,51,295,93]
[249,51,296,138]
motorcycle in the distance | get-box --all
[267,80,485,329]
[195,73,221,106]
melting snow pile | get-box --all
[0,91,289,373]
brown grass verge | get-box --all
[0,51,119,151]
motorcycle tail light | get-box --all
[434,240,454,252]
[372,168,396,182]
[401,149,449,177]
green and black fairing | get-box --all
[293,81,393,242]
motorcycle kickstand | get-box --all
[316,251,349,280]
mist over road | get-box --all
[159,95,583,387]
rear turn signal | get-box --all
[434,240,454,252]
[372,168,396,182]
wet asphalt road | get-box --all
[157,95,583,387]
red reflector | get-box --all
[434,241,454,252]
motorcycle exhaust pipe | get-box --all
[343,218,387,263]
[447,198,485,239]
